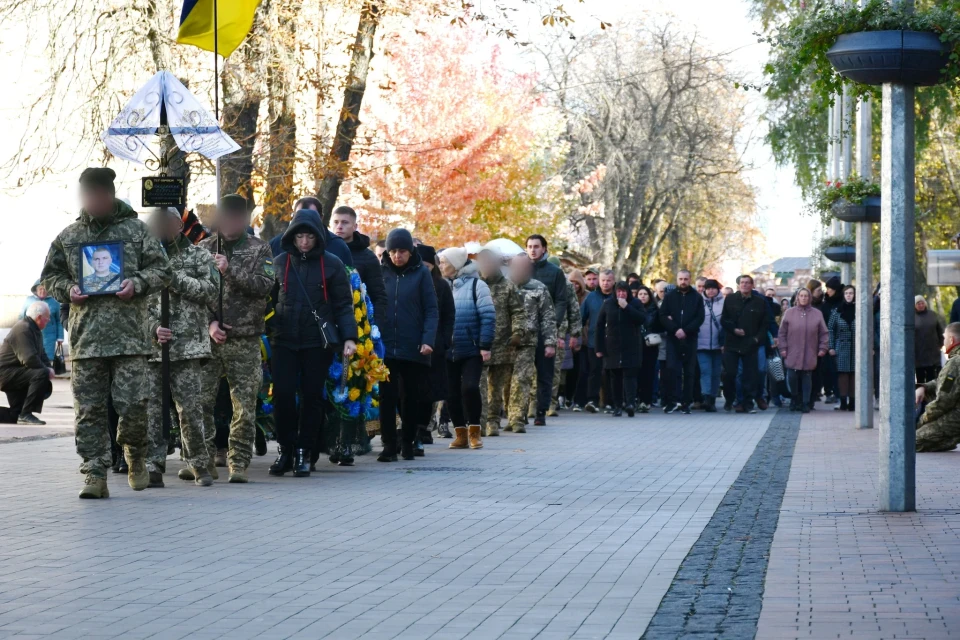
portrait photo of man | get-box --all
[79,242,123,295]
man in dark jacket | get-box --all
[525,235,567,423]
[0,302,54,425]
[379,228,439,460]
[268,197,353,268]
[580,269,614,413]
[658,270,704,414]
[720,274,768,413]
[329,205,387,330]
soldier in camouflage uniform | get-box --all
[145,209,219,488]
[41,168,171,499]
[548,276,583,415]
[198,194,274,483]
[915,323,960,452]
[478,248,526,436]
[507,256,556,433]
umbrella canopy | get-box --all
[484,238,525,257]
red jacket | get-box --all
[778,305,828,372]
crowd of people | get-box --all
[1,166,959,499]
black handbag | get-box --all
[52,342,67,375]
[287,256,341,349]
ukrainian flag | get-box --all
[177,0,261,58]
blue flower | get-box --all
[370,325,381,340]
[333,386,349,404]
[261,402,273,415]
[366,300,375,319]
[350,271,362,289]
[347,401,362,417]
[365,406,380,420]
[329,361,343,379]
[374,340,385,358]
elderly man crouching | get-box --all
[915,322,960,452]
[0,301,55,425]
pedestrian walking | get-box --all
[268,209,358,478]
[41,167,171,498]
[509,256,556,433]
[566,270,589,410]
[696,279,724,412]
[439,247,496,450]
[595,282,644,416]
[636,286,660,413]
[778,288,828,413]
[720,274,767,413]
[525,235,567,425]
[658,270,704,414]
[379,229,439,461]
[827,285,857,412]
[329,205,388,330]
[915,295,945,384]
[580,270,614,413]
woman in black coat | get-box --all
[595,282,645,416]
[636,286,661,413]
[414,245,455,445]
[269,209,358,478]
[379,229,439,461]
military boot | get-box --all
[485,423,500,437]
[292,449,311,477]
[468,425,483,449]
[449,427,469,449]
[214,448,227,467]
[269,447,293,476]
[79,475,109,499]
[178,467,195,481]
[127,458,149,491]
[194,467,214,487]
[207,460,219,481]
[148,471,164,488]
[228,466,249,483]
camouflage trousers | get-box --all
[485,363,513,431]
[146,360,210,473]
[916,414,960,452]
[508,347,536,430]
[72,356,148,477]
[201,337,261,470]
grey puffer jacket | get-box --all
[697,294,725,351]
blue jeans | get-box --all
[697,350,722,397]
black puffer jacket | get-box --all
[595,297,645,370]
[532,255,568,328]
[381,250,439,366]
[345,231,388,331]
[271,209,358,351]
[658,286,705,339]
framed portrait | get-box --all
[78,241,124,296]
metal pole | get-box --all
[879,80,916,512]
[840,86,853,284]
[856,93,874,429]
[213,0,224,323]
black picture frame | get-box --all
[78,241,125,296]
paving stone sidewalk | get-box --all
[0,379,75,443]
[757,410,960,639]
[0,407,774,640]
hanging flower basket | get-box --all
[832,195,881,223]
[824,245,857,264]
[826,30,950,86]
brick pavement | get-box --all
[0,406,774,640]
[757,410,960,639]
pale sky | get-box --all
[0,0,816,295]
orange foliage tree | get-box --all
[347,21,563,246]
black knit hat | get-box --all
[417,244,437,266]
[386,228,415,253]
[219,194,249,215]
[79,167,116,192]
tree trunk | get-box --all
[261,0,299,241]
[219,2,269,204]
[315,0,382,224]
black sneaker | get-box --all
[664,403,680,414]
[534,414,546,426]
[16,413,45,426]
[438,422,453,438]
[723,401,733,413]
[584,402,599,414]
[625,405,636,417]
[680,405,692,415]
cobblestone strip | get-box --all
[641,410,802,639]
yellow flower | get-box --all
[366,378,375,392]
[365,339,374,352]
[356,343,366,357]
[372,400,379,408]
[353,290,361,304]
[354,308,363,323]
[348,388,360,401]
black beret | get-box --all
[79,167,116,191]
[219,194,249,215]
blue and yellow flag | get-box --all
[177,0,261,58]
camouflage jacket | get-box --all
[199,233,273,339]
[147,235,219,363]
[516,278,557,348]
[41,200,171,360]
[921,348,960,426]
[482,271,526,365]
[559,280,583,338]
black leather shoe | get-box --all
[414,441,425,457]
[419,427,433,445]
[148,471,164,488]
[117,458,128,474]
[293,449,311,477]
[401,442,415,461]
[269,446,293,476]
[338,453,355,466]
[625,405,636,417]
[378,447,398,462]
[254,429,267,456]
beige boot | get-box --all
[207,460,219,481]
[228,466,249,483]
[79,475,109,499]
[484,423,500,437]
[468,425,483,449]
[449,427,469,449]
[178,467,195,481]
[127,458,148,491]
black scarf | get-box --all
[839,300,856,324]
